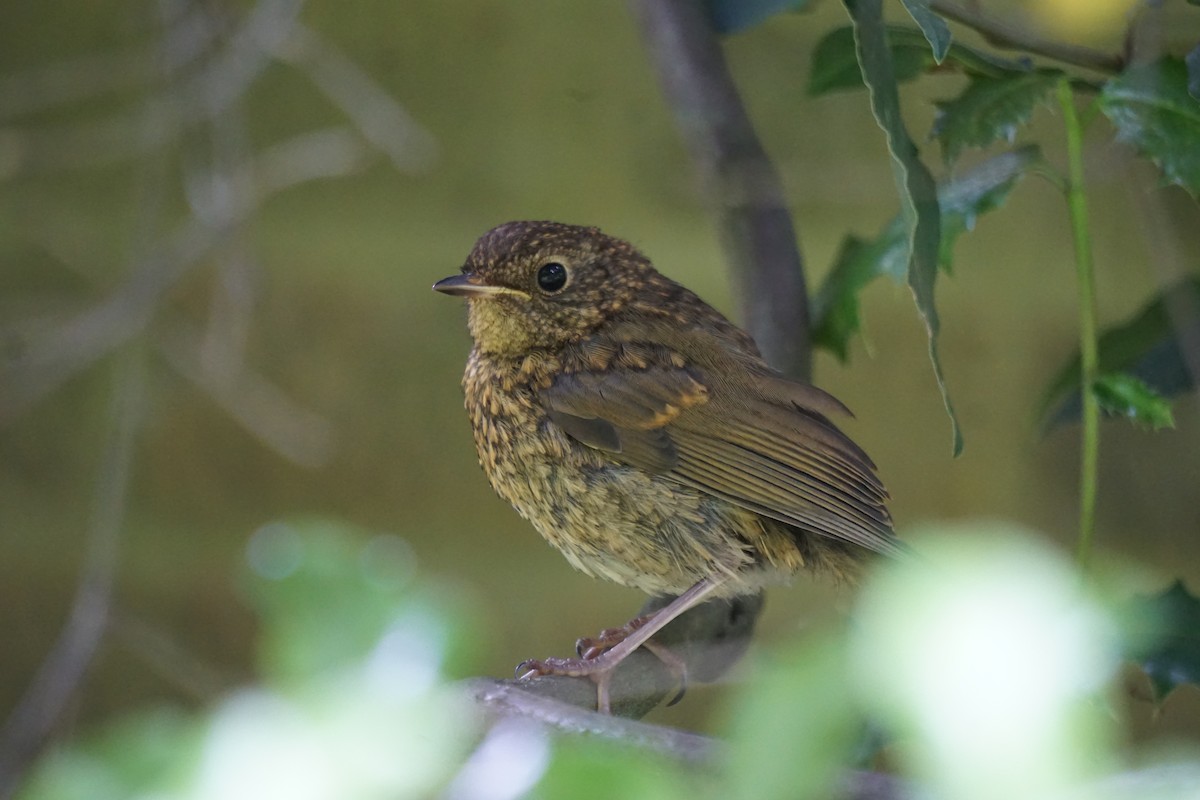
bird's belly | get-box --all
[472,406,794,596]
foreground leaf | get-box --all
[1099,56,1200,196]
[809,25,1031,96]
[899,0,951,62]
[1039,276,1200,431]
[1125,581,1200,703]
[934,70,1062,164]
[844,0,959,454]
[813,146,1040,363]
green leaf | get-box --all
[1099,56,1200,196]
[933,70,1062,164]
[809,25,932,95]
[899,0,951,62]
[1092,373,1175,429]
[1125,581,1200,703]
[813,146,1040,360]
[809,25,1032,96]
[1039,276,1200,431]
[705,0,812,33]
[535,739,694,800]
[243,519,429,684]
[844,0,960,454]
[720,635,861,800]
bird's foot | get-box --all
[515,653,619,713]
[573,614,655,660]
[515,613,689,713]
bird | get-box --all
[434,221,898,712]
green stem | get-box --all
[1056,78,1100,568]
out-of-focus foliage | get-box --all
[21,521,483,800]
[20,523,1200,799]
[1100,57,1200,197]
[932,70,1062,165]
[1126,580,1200,705]
[703,0,813,34]
[1040,277,1200,431]
[808,25,1032,96]
[813,146,1039,361]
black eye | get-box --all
[536,261,568,293]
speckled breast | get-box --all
[461,349,779,597]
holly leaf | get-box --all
[813,144,1039,358]
[705,0,812,34]
[809,25,1032,96]
[899,0,951,63]
[1039,276,1200,431]
[844,0,959,454]
[1099,56,1200,196]
[1092,373,1175,429]
[809,25,934,95]
[1125,581,1200,704]
[934,70,1062,165]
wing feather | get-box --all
[540,359,897,557]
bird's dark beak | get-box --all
[433,273,528,299]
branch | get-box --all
[464,679,719,763]
[491,593,764,720]
[930,0,1124,75]
[0,352,144,799]
[466,678,913,799]
[630,0,811,381]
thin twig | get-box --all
[0,126,372,425]
[1056,78,1100,567]
[930,0,1124,74]
[0,351,144,799]
[630,0,812,381]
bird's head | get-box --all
[434,221,653,356]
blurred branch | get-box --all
[109,609,238,704]
[271,25,440,173]
[0,0,436,181]
[929,0,1124,74]
[0,351,144,800]
[0,126,371,426]
[630,0,812,381]
[0,0,305,176]
[0,3,219,121]
[467,678,912,798]
[464,678,719,763]
[158,317,336,467]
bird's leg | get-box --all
[574,615,655,659]
[576,615,691,705]
[515,577,724,713]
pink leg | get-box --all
[516,577,724,713]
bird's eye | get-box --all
[536,261,568,293]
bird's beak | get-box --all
[432,274,528,299]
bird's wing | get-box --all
[540,365,899,557]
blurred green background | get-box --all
[2,0,1198,739]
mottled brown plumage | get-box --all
[435,221,896,710]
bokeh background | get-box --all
[3,0,1198,741]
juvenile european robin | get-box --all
[434,221,898,711]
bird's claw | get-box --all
[516,654,605,680]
